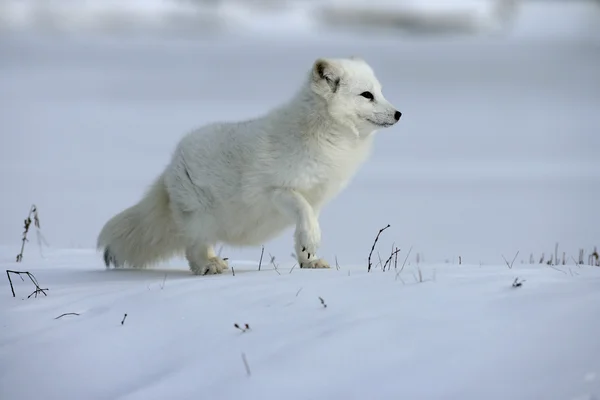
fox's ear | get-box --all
[312,58,340,93]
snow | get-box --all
[1,248,600,399]
[1,1,600,399]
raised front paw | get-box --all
[300,258,330,269]
[295,221,321,262]
[189,257,229,276]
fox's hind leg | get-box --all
[185,242,228,275]
[174,209,228,276]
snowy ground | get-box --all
[1,248,600,399]
[1,2,600,399]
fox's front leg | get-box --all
[269,188,330,269]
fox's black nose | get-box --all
[394,111,402,121]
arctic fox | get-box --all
[98,57,401,275]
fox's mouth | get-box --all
[366,118,395,128]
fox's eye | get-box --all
[360,91,374,101]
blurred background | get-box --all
[1,0,599,266]
[1,0,600,39]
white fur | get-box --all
[97,57,401,275]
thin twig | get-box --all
[121,313,128,325]
[35,227,49,259]
[258,246,264,271]
[6,270,15,297]
[547,264,567,275]
[501,251,519,269]
[6,270,48,298]
[16,205,40,262]
[54,313,80,320]
[241,352,251,377]
[412,266,424,283]
[318,296,327,308]
[368,224,390,272]
[234,323,251,333]
[395,246,413,281]
[512,277,524,288]
[383,247,401,272]
[269,253,281,275]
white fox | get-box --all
[98,56,401,275]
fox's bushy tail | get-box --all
[97,174,183,268]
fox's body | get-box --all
[98,57,401,275]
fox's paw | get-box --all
[189,257,229,276]
[295,220,321,263]
[300,258,330,269]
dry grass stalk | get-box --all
[16,204,41,262]
[547,264,567,275]
[6,270,48,298]
[368,224,390,272]
[502,251,519,269]
[241,352,251,377]
[54,313,80,320]
[234,323,251,333]
[258,246,265,271]
[318,296,327,308]
[590,246,599,266]
[413,266,424,283]
[269,253,281,275]
[512,277,524,288]
[395,245,413,281]
[382,247,401,272]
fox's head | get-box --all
[309,56,401,136]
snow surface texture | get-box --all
[1,248,600,400]
[1,1,600,399]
